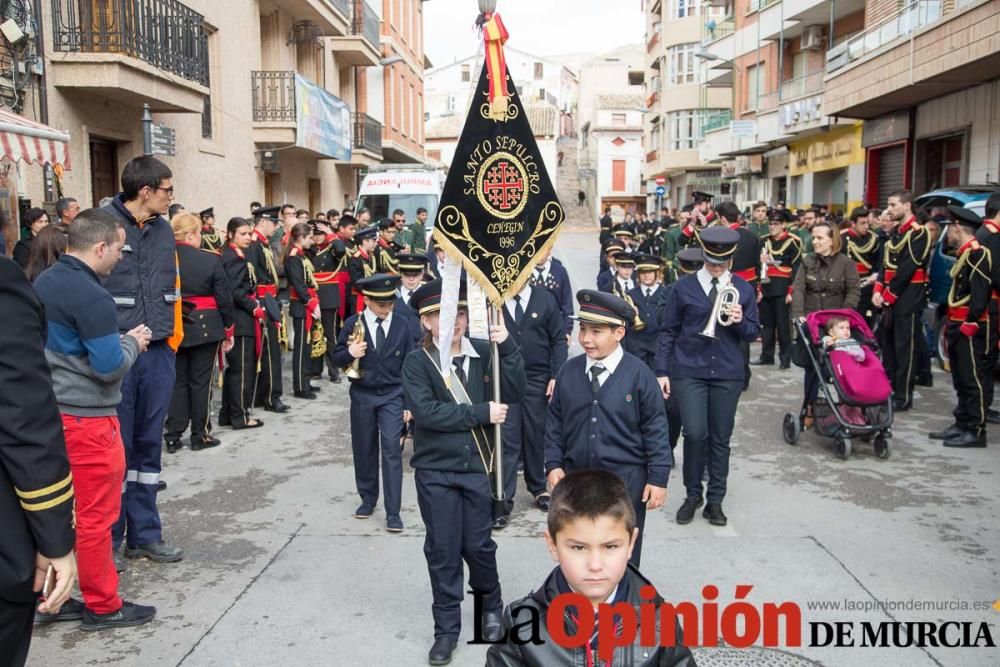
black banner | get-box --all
[434,62,564,304]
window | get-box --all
[612,161,626,192]
[746,63,765,111]
[612,112,627,125]
[671,0,725,19]
[534,62,543,80]
[538,88,546,101]
[628,71,644,86]
[447,95,456,112]
[667,110,703,151]
[667,43,699,85]
[461,64,470,82]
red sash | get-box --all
[948,306,989,322]
[884,267,926,284]
[733,267,757,281]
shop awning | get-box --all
[0,108,71,169]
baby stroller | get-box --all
[783,309,894,460]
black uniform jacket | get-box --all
[761,231,802,299]
[501,288,568,381]
[220,244,259,338]
[284,250,318,320]
[332,311,416,394]
[625,283,667,359]
[0,257,76,601]
[177,242,235,348]
[402,338,526,474]
[486,565,696,667]
[878,217,930,315]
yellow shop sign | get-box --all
[789,124,865,176]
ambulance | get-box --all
[354,164,446,240]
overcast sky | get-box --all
[423,0,645,69]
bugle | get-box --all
[699,281,741,339]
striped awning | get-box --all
[0,108,71,169]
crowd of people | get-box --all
[2,155,997,666]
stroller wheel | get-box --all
[874,434,891,459]
[834,437,851,460]
[782,413,800,445]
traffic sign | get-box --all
[655,176,666,185]
[151,123,176,156]
[655,186,665,197]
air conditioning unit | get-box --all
[801,26,824,51]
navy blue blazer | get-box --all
[533,258,574,335]
[393,295,423,346]
[596,269,616,293]
[332,311,415,396]
[544,351,672,487]
[623,283,666,363]
[501,288,568,381]
[655,273,760,381]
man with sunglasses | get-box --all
[102,156,184,565]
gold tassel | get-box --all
[490,95,508,121]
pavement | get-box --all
[27,230,1000,667]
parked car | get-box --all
[915,186,1000,369]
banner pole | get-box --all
[490,305,504,508]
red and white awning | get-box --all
[0,107,72,169]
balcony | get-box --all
[647,31,660,53]
[701,109,732,134]
[780,70,825,102]
[251,71,353,160]
[824,0,1000,118]
[329,0,381,66]
[646,91,659,108]
[48,0,209,112]
[759,0,865,43]
[281,0,351,35]
[646,149,658,163]
[352,112,382,163]
[701,16,734,46]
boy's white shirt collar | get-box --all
[585,343,624,379]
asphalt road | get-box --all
[28,230,1000,667]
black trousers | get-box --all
[291,316,311,394]
[618,466,648,568]
[501,375,549,515]
[666,394,682,450]
[165,342,219,442]
[0,594,34,667]
[255,319,283,406]
[947,323,988,435]
[221,336,256,427]
[311,308,340,380]
[856,283,875,325]
[674,377,742,504]
[984,309,998,410]
[415,469,501,641]
[759,295,791,364]
[882,309,920,404]
[349,385,404,516]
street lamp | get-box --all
[379,55,403,67]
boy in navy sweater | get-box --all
[545,290,671,567]
[34,209,157,630]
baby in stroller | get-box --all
[821,316,868,424]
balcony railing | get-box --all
[252,71,296,122]
[701,109,731,134]
[827,0,942,74]
[51,0,209,86]
[352,0,380,50]
[702,16,734,45]
[747,0,779,12]
[353,112,382,156]
[329,0,351,17]
[647,91,659,108]
[756,91,780,112]
[779,70,825,101]
[647,31,660,53]
[646,149,658,163]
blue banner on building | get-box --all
[295,74,352,160]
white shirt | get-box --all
[616,276,634,293]
[640,283,660,299]
[432,336,479,377]
[696,266,731,297]
[534,260,551,283]
[584,344,624,387]
[504,285,532,319]
[363,308,393,349]
[399,286,417,305]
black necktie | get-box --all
[452,355,467,385]
[514,295,524,325]
[375,317,386,350]
[589,364,604,395]
[709,277,719,303]
[645,288,652,298]
[535,268,544,285]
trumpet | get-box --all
[613,282,646,331]
[699,281,741,338]
[760,249,771,285]
[343,316,367,380]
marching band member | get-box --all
[283,222,321,400]
[199,208,222,253]
[246,206,288,414]
[348,226,379,315]
[606,252,636,295]
[624,253,666,368]
[975,193,1000,423]
[376,218,401,274]
[528,246,574,338]
[754,209,802,369]
[596,240,624,291]
[843,206,882,324]
[308,219,343,383]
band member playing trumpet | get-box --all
[332,274,415,532]
[656,227,760,527]
[754,209,802,369]
[283,222,321,399]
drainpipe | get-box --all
[33,0,50,124]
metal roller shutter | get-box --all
[876,144,905,209]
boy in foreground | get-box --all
[486,469,695,666]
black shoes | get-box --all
[191,435,221,451]
[482,609,503,642]
[750,358,774,366]
[330,373,342,384]
[386,515,404,532]
[156,480,167,492]
[779,361,791,370]
[914,373,934,388]
[293,391,318,400]
[354,503,374,519]
[676,497,703,524]
[535,493,551,511]
[703,502,728,526]
[217,412,231,427]
[34,597,84,624]
[165,439,183,454]
[428,637,458,665]
[264,400,290,413]
[987,409,1000,425]
[492,514,509,530]
[892,398,912,412]
[943,431,987,448]
[929,424,962,440]
[125,541,184,563]
[80,601,156,631]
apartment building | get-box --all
[643,0,732,211]
[1,0,426,252]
